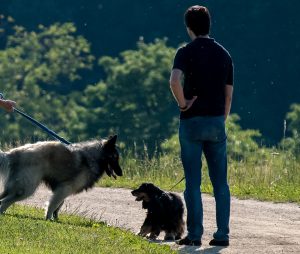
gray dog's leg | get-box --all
[46,186,73,220]
[0,183,36,214]
[0,191,8,201]
[53,201,64,220]
[0,193,23,214]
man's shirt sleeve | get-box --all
[172,47,187,72]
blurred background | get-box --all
[0,0,299,155]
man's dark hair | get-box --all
[184,5,210,36]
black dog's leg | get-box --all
[175,233,182,240]
[139,216,153,237]
[139,225,152,237]
[149,227,161,240]
[176,219,185,240]
[164,231,176,241]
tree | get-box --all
[285,104,300,134]
[280,104,300,157]
[70,39,178,153]
[2,0,300,144]
[0,22,94,144]
[226,114,262,160]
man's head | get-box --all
[184,5,211,37]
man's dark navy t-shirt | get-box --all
[172,37,233,119]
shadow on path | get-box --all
[178,245,226,254]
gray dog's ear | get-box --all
[104,135,117,149]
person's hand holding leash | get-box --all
[1,100,16,112]
[0,93,16,112]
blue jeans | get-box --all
[179,115,230,241]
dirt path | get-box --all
[20,186,300,254]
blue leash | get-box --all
[13,108,71,145]
[1,94,185,188]
[169,176,185,191]
[0,93,70,145]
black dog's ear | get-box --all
[104,135,118,150]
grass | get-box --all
[228,148,300,202]
[0,138,298,253]
[0,205,177,254]
[99,147,300,204]
[2,138,299,203]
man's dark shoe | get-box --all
[176,237,201,246]
[209,239,229,247]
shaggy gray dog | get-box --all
[0,135,122,220]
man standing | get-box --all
[169,6,233,247]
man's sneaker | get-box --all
[176,237,201,246]
[209,239,229,247]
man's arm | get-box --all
[169,69,197,111]
[224,85,233,121]
[169,69,186,109]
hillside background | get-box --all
[1,0,300,146]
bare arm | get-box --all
[224,85,233,121]
[169,69,186,108]
[169,69,196,111]
[0,99,16,112]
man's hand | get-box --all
[170,69,198,112]
[0,99,16,112]
[180,96,197,112]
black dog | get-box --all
[131,183,184,240]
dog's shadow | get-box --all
[4,210,104,229]
[178,245,226,254]
[148,239,226,254]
